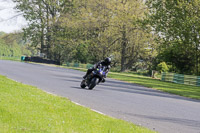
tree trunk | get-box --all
[121,25,127,72]
[40,24,45,54]
[39,2,45,55]
[195,31,199,75]
[46,6,51,58]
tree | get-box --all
[13,0,156,70]
[65,0,154,70]
[14,0,73,61]
[105,0,154,71]
[156,62,169,73]
[146,0,200,75]
[0,32,32,57]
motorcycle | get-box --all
[80,66,106,90]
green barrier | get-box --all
[162,72,200,86]
[86,64,93,69]
[184,75,197,86]
[66,62,70,67]
[66,62,93,69]
[165,73,174,82]
[82,64,87,68]
[74,63,79,67]
[21,56,25,61]
[197,76,200,86]
[173,74,184,84]
[161,72,166,81]
[79,64,83,68]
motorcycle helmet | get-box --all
[104,57,111,65]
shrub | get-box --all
[156,62,169,72]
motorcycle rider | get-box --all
[83,57,111,82]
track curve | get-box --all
[0,60,200,133]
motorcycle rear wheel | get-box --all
[81,84,86,88]
[80,80,86,88]
[88,77,98,90]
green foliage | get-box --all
[14,0,74,62]
[11,0,200,75]
[73,43,89,63]
[156,62,169,73]
[156,43,196,74]
[13,0,157,71]
[145,0,200,75]
[0,32,32,57]
[108,72,200,100]
[0,32,5,36]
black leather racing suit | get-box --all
[83,60,110,79]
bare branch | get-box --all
[0,13,23,23]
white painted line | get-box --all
[72,101,106,115]
[44,91,58,96]
[90,109,105,115]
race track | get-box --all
[0,60,200,133]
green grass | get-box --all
[64,67,200,100]
[0,75,154,133]
[108,72,200,100]
[0,56,21,61]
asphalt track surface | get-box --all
[0,60,200,133]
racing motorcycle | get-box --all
[80,66,106,90]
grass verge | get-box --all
[0,56,21,61]
[64,67,200,100]
[0,75,154,133]
[108,72,200,100]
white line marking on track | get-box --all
[72,101,106,115]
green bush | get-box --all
[156,62,169,72]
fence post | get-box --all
[152,70,157,78]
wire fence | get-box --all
[161,72,200,86]
[65,62,93,69]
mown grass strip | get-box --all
[108,72,200,100]
[0,56,21,61]
[0,75,154,133]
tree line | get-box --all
[145,0,200,75]
[13,0,156,72]
[0,32,32,57]
[12,0,200,75]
